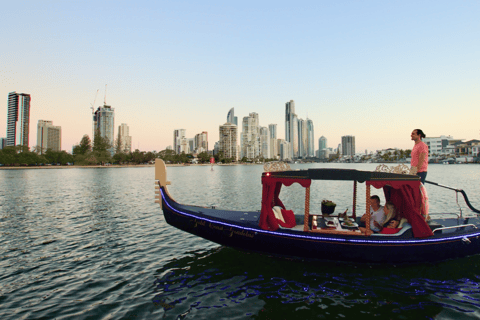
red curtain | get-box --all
[368,181,433,238]
[259,176,311,231]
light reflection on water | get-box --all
[0,163,479,319]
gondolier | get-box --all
[411,129,428,184]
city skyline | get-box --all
[1,1,479,153]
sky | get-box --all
[1,0,479,153]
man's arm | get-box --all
[417,152,426,171]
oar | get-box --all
[425,180,480,214]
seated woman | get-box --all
[379,219,402,234]
[359,201,397,235]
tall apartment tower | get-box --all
[173,129,186,154]
[194,131,208,153]
[259,126,270,159]
[318,136,327,158]
[226,108,238,126]
[93,104,115,155]
[268,124,278,159]
[278,139,291,161]
[341,135,355,156]
[298,118,308,158]
[0,138,7,149]
[241,112,260,160]
[118,123,132,153]
[7,92,31,148]
[285,100,298,159]
[219,123,238,160]
[306,119,314,157]
[37,120,61,152]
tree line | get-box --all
[0,131,216,166]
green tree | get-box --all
[114,131,123,154]
[157,149,176,163]
[93,129,111,153]
[73,135,92,155]
[197,152,210,163]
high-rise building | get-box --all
[118,123,132,153]
[7,92,31,148]
[306,119,314,157]
[194,131,208,153]
[226,108,238,126]
[0,138,7,149]
[219,123,238,160]
[173,129,186,154]
[259,126,270,159]
[268,124,278,159]
[298,118,308,158]
[278,139,290,161]
[36,120,61,152]
[188,138,195,154]
[341,135,355,156]
[285,100,298,159]
[318,136,327,158]
[94,104,115,155]
[241,113,260,160]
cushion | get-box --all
[272,206,285,223]
[398,217,408,228]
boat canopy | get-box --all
[259,174,311,231]
[367,180,432,238]
[260,169,433,238]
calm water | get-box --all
[1,163,480,320]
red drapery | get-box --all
[367,181,433,238]
[259,176,311,231]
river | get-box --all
[1,163,480,319]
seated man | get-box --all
[360,195,385,233]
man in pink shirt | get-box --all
[411,129,429,184]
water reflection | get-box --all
[1,164,480,320]
[153,246,480,319]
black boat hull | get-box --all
[159,187,480,264]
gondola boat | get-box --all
[154,159,480,264]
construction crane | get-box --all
[90,89,99,141]
[104,84,107,105]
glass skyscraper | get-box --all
[285,100,298,159]
[93,104,115,155]
[307,118,314,157]
[7,92,31,148]
[227,108,238,126]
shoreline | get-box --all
[0,163,244,170]
[0,161,477,170]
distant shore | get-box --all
[0,163,245,170]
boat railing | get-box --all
[432,224,478,234]
[425,180,480,218]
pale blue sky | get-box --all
[1,0,479,152]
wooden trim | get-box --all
[352,181,357,219]
[304,186,310,232]
[365,184,371,236]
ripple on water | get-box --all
[0,165,480,319]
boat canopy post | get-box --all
[352,181,357,219]
[304,186,310,232]
[365,184,371,235]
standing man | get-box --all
[411,129,428,184]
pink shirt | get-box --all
[411,141,428,172]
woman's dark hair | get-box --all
[415,129,426,139]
